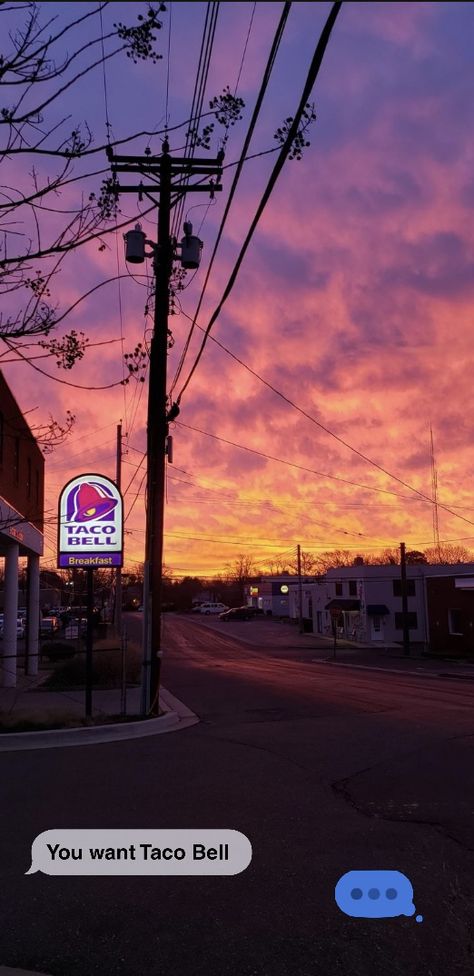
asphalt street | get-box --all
[1,612,473,976]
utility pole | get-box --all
[400,541,410,657]
[297,544,304,634]
[114,421,122,637]
[108,141,223,716]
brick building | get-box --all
[0,370,44,686]
[426,573,474,656]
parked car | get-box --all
[219,606,257,622]
[0,618,26,639]
[199,602,229,615]
[39,616,60,638]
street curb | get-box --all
[313,659,474,680]
[0,687,199,752]
[0,969,52,975]
[0,969,52,976]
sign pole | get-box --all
[86,568,94,717]
[57,472,124,720]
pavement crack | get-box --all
[201,728,316,776]
[333,776,474,852]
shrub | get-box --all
[43,639,141,689]
[42,640,77,661]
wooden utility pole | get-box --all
[400,541,410,657]
[108,142,223,716]
[297,544,304,633]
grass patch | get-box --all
[0,710,162,733]
[42,638,142,690]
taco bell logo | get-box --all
[58,474,123,569]
[68,482,118,523]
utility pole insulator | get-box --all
[166,402,180,422]
[166,435,173,464]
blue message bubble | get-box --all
[335,871,423,921]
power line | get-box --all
[125,470,147,522]
[175,420,418,500]
[165,0,173,127]
[166,471,390,544]
[234,2,257,96]
[175,1,342,401]
[171,2,220,237]
[170,0,292,395]
[175,312,474,534]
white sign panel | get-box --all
[58,473,123,569]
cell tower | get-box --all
[430,423,441,561]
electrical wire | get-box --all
[165,0,172,128]
[174,308,474,533]
[233,2,256,96]
[169,0,292,395]
[126,470,147,522]
[166,471,388,544]
[99,4,112,143]
[174,421,417,501]
[175,1,342,401]
[172,2,220,238]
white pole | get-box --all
[3,542,19,687]
[26,552,40,675]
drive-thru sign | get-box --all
[58,473,123,569]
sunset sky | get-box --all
[2,1,474,578]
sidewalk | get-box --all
[0,665,198,748]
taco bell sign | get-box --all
[58,474,123,569]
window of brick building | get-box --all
[448,609,463,636]
[348,580,357,596]
[335,582,343,596]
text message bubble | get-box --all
[335,870,423,921]
[27,829,252,876]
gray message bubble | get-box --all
[26,829,252,876]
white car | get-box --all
[199,602,229,615]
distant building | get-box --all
[322,565,428,644]
[425,572,474,657]
[288,579,326,632]
[306,563,474,655]
[245,574,320,617]
[0,371,44,686]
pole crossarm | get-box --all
[114,183,222,196]
[107,147,224,196]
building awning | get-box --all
[325,599,360,612]
[366,604,390,616]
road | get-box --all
[1,612,474,976]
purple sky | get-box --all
[2,2,474,575]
